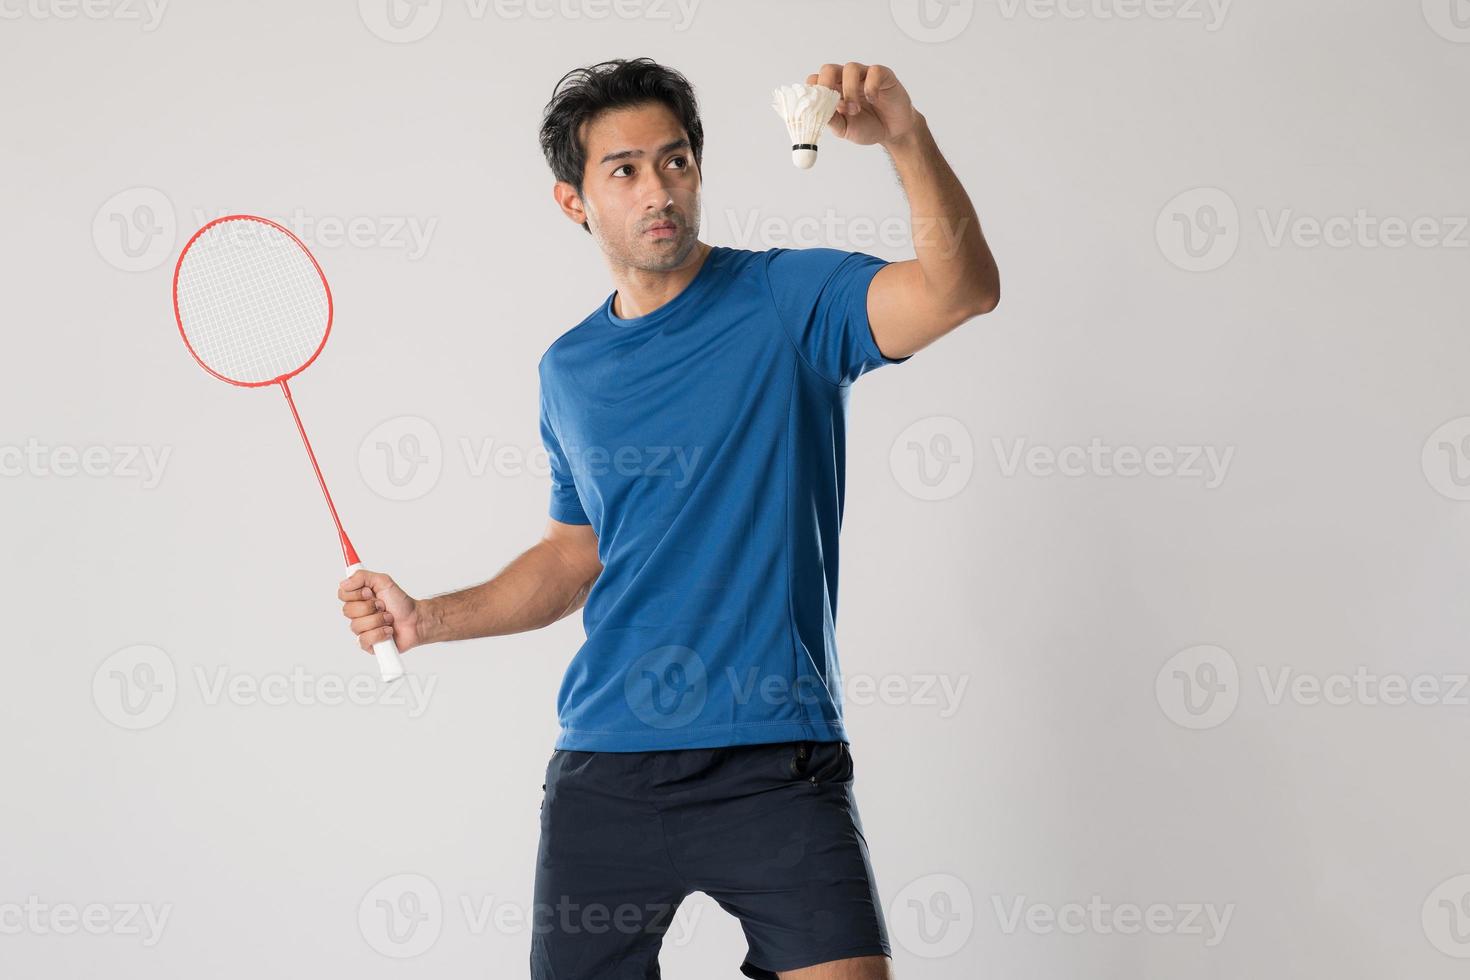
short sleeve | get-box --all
[763,247,912,386]
[539,387,590,525]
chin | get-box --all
[637,235,693,270]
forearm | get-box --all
[417,539,594,645]
[885,112,999,313]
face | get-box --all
[558,102,702,273]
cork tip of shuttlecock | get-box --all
[791,147,817,168]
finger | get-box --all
[364,573,401,602]
[863,64,893,105]
[337,572,365,600]
[358,624,395,653]
[351,612,394,637]
[812,65,848,136]
[816,63,842,94]
[841,62,867,114]
[341,599,378,619]
[338,585,376,604]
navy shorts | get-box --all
[530,739,890,979]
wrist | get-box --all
[415,596,442,646]
[882,109,930,156]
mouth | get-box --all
[644,220,679,240]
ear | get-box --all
[553,181,589,228]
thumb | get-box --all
[341,567,396,599]
[361,570,401,599]
[827,104,849,139]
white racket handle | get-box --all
[345,562,406,684]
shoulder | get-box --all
[762,246,883,270]
[717,246,886,294]
[537,304,606,379]
[760,246,887,288]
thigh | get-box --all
[531,750,688,980]
[664,741,891,980]
[779,954,892,979]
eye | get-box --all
[613,164,634,178]
[666,156,688,171]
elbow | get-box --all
[954,261,1001,320]
[974,264,1002,316]
[970,284,1000,317]
[954,279,1000,321]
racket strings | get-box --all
[175,219,329,384]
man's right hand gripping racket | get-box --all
[171,214,405,684]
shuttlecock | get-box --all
[771,83,841,169]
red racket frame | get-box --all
[171,214,363,567]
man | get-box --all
[340,57,998,980]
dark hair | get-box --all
[539,57,704,198]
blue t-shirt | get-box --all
[538,245,910,751]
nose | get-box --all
[639,171,676,213]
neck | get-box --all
[609,241,712,319]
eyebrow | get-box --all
[598,138,691,166]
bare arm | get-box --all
[810,62,1000,359]
[338,518,602,654]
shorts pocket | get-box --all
[540,749,561,813]
[789,740,853,787]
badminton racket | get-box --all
[171,214,405,683]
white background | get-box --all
[2,0,1469,976]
